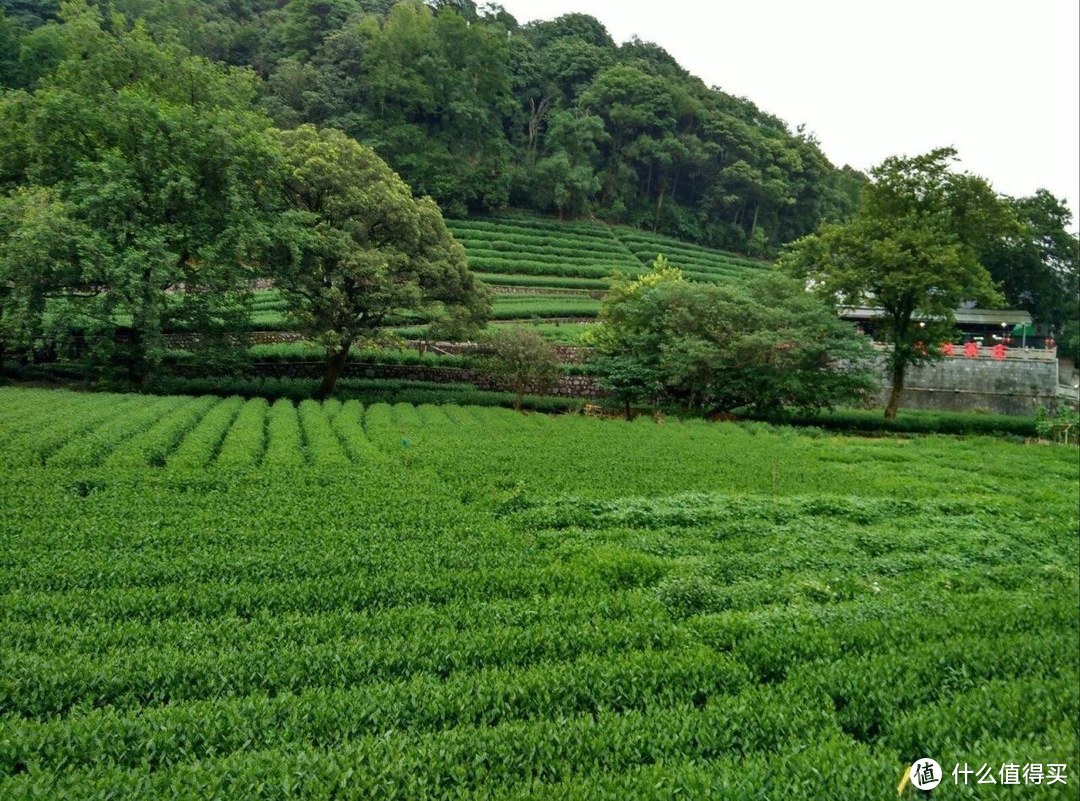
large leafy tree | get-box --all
[980,190,1079,357]
[269,124,489,399]
[0,2,279,383]
[589,258,876,418]
[781,148,1008,419]
[264,0,515,215]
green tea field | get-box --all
[438,214,772,338]
[0,387,1077,799]
[446,213,769,290]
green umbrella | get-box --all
[1012,322,1036,348]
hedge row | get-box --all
[475,273,611,290]
[467,257,631,279]
[146,375,579,412]
[770,408,1040,438]
[456,237,634,259]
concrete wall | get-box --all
[881,355,1058,415]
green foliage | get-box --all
[591,354,666,419]
[472,273,610,291]
[0,3,277,382]
[447,215,642,281]
[263,397,306,468]
[979,190,1079,357]
[134,0,871,252]
[1035,406,1079,446]
[267,124,490,397]
[145,373,579,413]
[481,325,563,411]
[441,214,773,305]
[165,395,246,469]
[214,395,268,468]
[0,386,1075,797]
[782,148,1011,419]
[775,407,1039,438]
[590,259,878,417]
[489,295,601,320]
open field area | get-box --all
[0,387,1077,799]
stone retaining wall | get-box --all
[880,355,1059,415]
[210,360,603,398]
[165,331,1062,414]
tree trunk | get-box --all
[315,342,351,400]
[526,97,549,165]
[514,389,524,412]
[884,361,905,420]
[653,185,666,233]
[129,273,151,386]
[624,399,631,421]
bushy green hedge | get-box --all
[451,227,631,254]
[468,256,632,279]
[773,408,1040,437]
[475,273,611,290]
[147,374,580,412]
[0,386,1075,797]
[614,228,766,269]
[459,238,633,260]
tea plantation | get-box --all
[446,213,769,291]
[240,214,770,333]
[0,387,1077,799]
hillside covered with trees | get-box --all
[1,0,1076,393]
[0,0,867,256]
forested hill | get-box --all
[0,0,865,255]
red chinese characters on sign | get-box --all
[941,342,955,356]
[991,344,1006,360]
[963,342,979,358]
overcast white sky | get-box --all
[494,0,1080,225]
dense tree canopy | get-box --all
[588,259,877,418]
[269,124,489,398]
[781,148,1008,419]
[0,3,280,382]
[980,190,1079,359]
[0,3,489,394]
[2,0,869,255]
[2,1,1074,401]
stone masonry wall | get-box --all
[880,354,1058,415]
[166,331,1061,414]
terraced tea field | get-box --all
[0,387,1077,799]
[613,226,769,284]
[242,215,767,337]
[447,213,769,289]
[445,216,641,288]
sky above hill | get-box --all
[495,0,1080,225]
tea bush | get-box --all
[0,387,1075,798]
